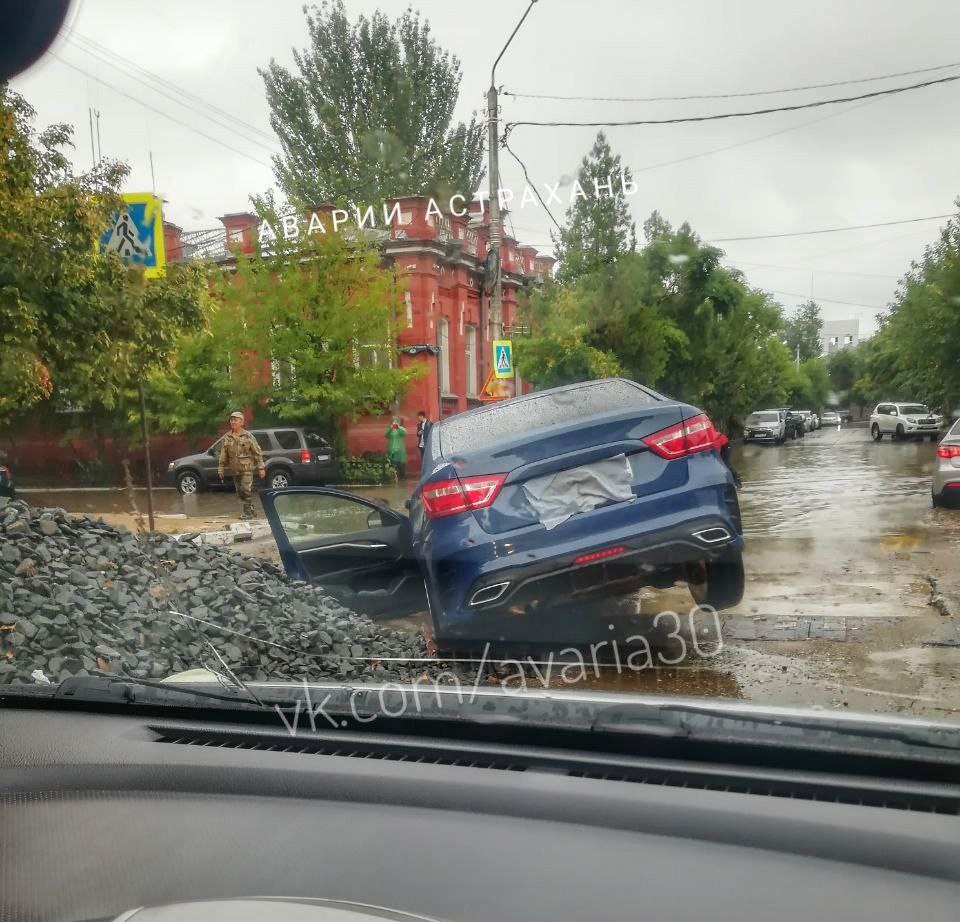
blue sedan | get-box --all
[261,378,745,643]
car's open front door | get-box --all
[260,488,426,619]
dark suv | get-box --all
[167,427,337,495]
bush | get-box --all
[337,454,396,485]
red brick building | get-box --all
[165,196,555,472]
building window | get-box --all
[438,317,451,394]
[465,325,478,397]
[844,334,853,345]
[831,336,839,345]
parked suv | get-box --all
[743,409,786,444]
[167,427,338,495]
[870,402,942,442]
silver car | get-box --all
[933,418,960,507]
[820,411,841,427]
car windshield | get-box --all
[4,1,960,741]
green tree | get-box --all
[552,132,637,285]
[0,86,207,437]
[872,206,960,414]
[786,358,830,410]
[260,1,484,209]
[782,300,823,364]
[827,346,859,401]
[519,216,789,434]
[155,228,421,434]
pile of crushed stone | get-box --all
[0,501,442,687]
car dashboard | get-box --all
[2,703,959,922]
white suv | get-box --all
[870,402,943,442]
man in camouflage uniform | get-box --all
[217,411,266,520]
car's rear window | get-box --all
[274,430,302,450]
[304,431,331,448]
[438,379,656,456]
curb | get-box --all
[173,521,273,547]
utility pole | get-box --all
[88,108,96,170]
[488,0,538,343]
[93,109,102,162]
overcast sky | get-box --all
[13,0,960,336]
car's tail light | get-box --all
[574,545,627,566]
[937,445,960,459]
[421,474,506,519]
[0,465,9,477]
[300,449,311,463]
[643,413,721,459]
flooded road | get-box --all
[18,423,960,717]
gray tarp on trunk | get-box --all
[521,453,636,530]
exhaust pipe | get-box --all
[693,527,731,545]
[469,582,511,606]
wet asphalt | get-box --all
[17,423,960,717]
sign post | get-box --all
[100,193,167,531]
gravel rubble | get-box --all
[0,501,441,687]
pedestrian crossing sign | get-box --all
[493,340,513,379]
[99,192,166,278]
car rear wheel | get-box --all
[686,551,745,611]
[871,423,883,441]
[176,471,202,495]
[268,469,293,490]
[932,489,943,508]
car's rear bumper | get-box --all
[419,463,743,639]
[933,469,960,498]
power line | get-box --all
[708,213,953,243]
[724,259,899,280]
[64,41,279,156]
[68,32,277,146]
[632,98,878,174]
[503,59,960,102]
[765,289,884,310]
[504,72,960,130]
[50,53,276,171]
[501,138,562,230]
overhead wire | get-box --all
[501,138,562,231]
[503,59,960,102]
[67,32,277,146]
[504,72,960,130]
[50,52,276,170]
[708,213,953,243]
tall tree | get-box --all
[260,1,484,209]
[782,300,823,363]
[551,132,637,285]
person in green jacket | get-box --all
[385,417,407,480]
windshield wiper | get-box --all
[53,674,271,709]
